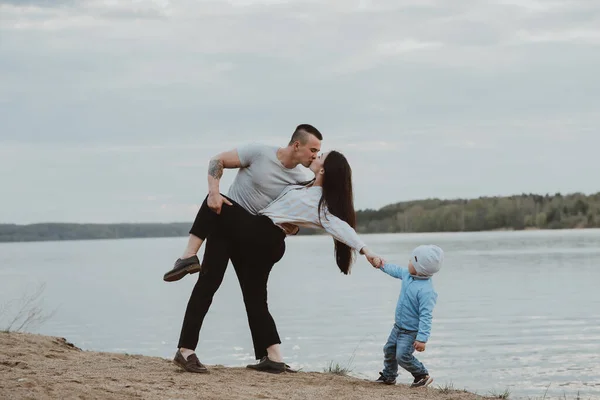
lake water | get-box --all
[1,230,599,399]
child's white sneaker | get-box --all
[375,372,396,385]
[410,375,433,388]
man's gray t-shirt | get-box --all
[227,143,310,215]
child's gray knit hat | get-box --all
[411,245,444,277]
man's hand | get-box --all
[280,223,300,235]
[413,341,426,352]
[207,192,232,215]
[207,151,241,212]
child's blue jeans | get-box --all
[381,324,429,379]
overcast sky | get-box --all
[1,0,599,224]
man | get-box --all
[164,124,323,373]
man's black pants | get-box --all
[177,195,286,359]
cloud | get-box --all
[0,0,599,222]
[0,0,76,7]
[514,29,600,44]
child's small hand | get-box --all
[371,256,385,268]
[413,341,426,352]
[364,251,384,268]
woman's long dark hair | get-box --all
[318,151,357,275]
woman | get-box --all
[172,151,382,373]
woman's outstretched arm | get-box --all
[318,210,383,267]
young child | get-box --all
[373,244,444,388]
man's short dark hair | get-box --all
[289,124,323,145]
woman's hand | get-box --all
[368,255,385,268]
[373,256,385,268]
[361,247,385,268]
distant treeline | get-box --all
[355,192,600,233]
[1,192,599,242]
[0,223,191,243]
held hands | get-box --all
[207,192,233,215]
[413,341,426,352]
[362,248,385,269]
[371,256,385,268]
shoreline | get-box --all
[0,331,489,400]
[1,226,599,244]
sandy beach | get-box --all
[0,331,490,400]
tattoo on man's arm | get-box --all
[208,159,224,180]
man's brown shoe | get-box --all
[164,256,201,282]
[246,356,286,374]
[285,363,298,373]
[173,350,209,373]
